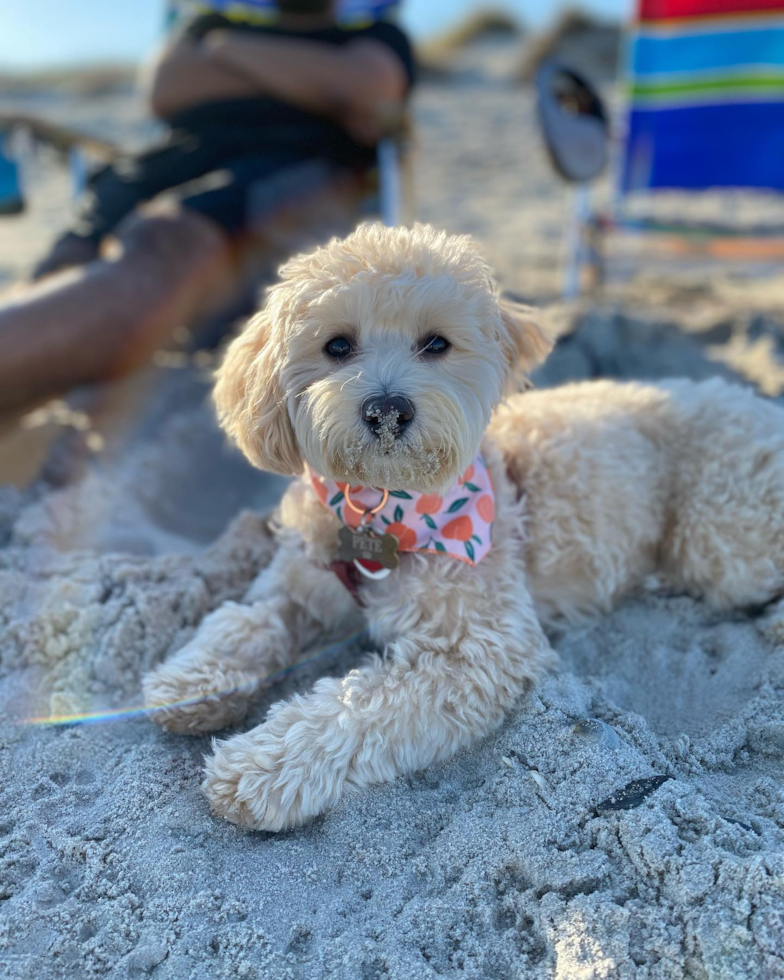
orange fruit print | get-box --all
[442,515,474,541]
[476,494,494,523]
[344,504,364,529]
[385,522,417,549]
[415,494,443,515]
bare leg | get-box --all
[142,548,362,734]
[0,208,236,412]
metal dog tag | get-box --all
[338,526,399,570]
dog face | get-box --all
[215,224,551,493]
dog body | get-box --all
[142,225,784,831]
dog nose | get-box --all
[361,395,415,437]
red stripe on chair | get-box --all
[640,0,784,20]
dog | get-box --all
[142,223,784,832]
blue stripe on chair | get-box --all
[622,101,784,191]
[633,26,784,76]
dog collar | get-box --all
[307,454,495,571]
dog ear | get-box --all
[496,298,553,381]
[213,310,302,475]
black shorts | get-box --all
[71,131,351,244]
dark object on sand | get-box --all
[0,130,25,215]
[724,817,755,833]
[595,775,672,814]
[535,61,608,184]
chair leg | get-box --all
[586,217,606,294]
[562,183,591,299]
[377,138,402,227]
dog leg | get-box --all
[142,547,360,734]
[202,573,554,831]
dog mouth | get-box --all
[329,435,455,492]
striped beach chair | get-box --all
[578,0,784,291]
[624,0,784,193]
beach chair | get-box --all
[551,0,784,294]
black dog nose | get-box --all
[361,395,415,437]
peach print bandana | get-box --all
[307,455,495,566]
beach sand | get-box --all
[1,38,783,979]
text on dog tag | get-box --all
[338,526,399,569]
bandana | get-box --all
[307,454,494,568]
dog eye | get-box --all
[420,336,450,355]
[324,337,354,359]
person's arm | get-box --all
[205,32,407,137]
[145,37,260,121]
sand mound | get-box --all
[0,305,782,979]
[416,10,525,85]
[518,10,622,85]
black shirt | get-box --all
[169,16,415,168]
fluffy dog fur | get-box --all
[142,223,784,832]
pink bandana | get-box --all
[307,455,494,566]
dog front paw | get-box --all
[142,656,258,735]
[202,703,350,831]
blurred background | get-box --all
[0,1,629,294]
[0,1,624,69]
[1,0,784,548]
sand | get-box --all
[1,36,784,980]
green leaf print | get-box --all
[423,514,437,530]
[381,515,391,525]
[389,490,413,499]
[463,482,481,492]
[435,541,447,553]
[465,541,475,562]
[446,497,469,514]
[471,535,482,544]
[394,505,404,522]
[329,491,345,506]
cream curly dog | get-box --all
[142,223,784,832]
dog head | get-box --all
[214,223,551,493]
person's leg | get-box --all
[0,207,236,412]
[0,156,368,412]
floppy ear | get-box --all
[496,298,553,383]
[213,310,302,475]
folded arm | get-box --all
[146,38,259,120]
[147,32,407,142]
